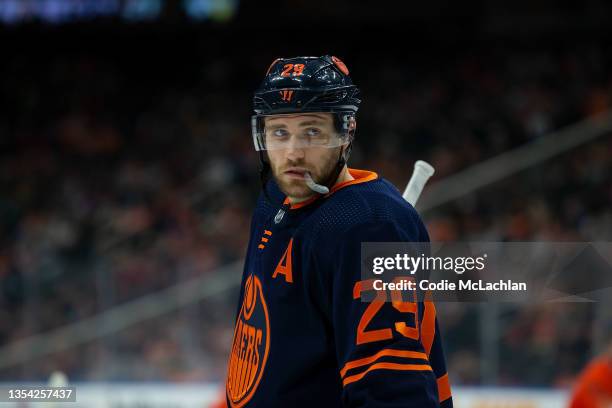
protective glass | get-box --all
[251,112,354,151]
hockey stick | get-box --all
[402,160,435,206]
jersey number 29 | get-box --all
[353,277,419,345]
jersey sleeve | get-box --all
[322,217,453,407]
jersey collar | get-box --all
[282,168,378,210]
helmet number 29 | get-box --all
[281,63,305,77]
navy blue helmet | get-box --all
[253,55,361,115]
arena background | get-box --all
[1,0,612,406]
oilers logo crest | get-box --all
[226,275,270,407]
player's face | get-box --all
[264,113,343,200]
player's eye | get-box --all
[305,128,321,137]
[270,128,289,138]
[304,128,330,145]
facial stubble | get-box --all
[270,147,342,199]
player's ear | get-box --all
[348,117,357,137]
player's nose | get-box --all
[284,139,305,161]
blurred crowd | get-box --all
[1,39,611,386]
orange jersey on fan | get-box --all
[569,356,612,408]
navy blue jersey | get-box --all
[225,168,453,407]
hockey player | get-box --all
[224,55,452,407]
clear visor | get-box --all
[251,112,355,151]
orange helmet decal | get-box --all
[331,56,349,75]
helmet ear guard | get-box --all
[334,112,355,163]
[339,112,357,138]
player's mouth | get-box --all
[283,168,308,180]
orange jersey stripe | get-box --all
[289,196,319,209]
[263,230,272,236]
[283,195,320,210]
[437,373,452,402]
[420,300,436,357]
[343,362,433,387]
[329,169,378,195]
[340,349,429,378]
[258,244,265,249]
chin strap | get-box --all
[259,151,275,204]
[304,142,352,195]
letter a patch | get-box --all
[272,238,293,283]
